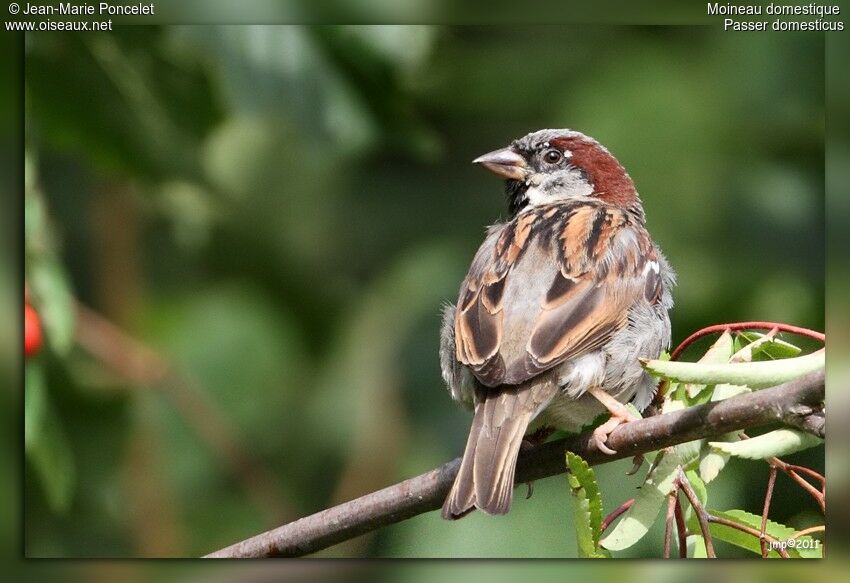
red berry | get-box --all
[25,303,43,358]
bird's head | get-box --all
[473,129,641,217]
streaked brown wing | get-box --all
[518,270,636,381]
[455,202,658,388]
[454,271,509,387]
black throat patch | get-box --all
[505,179,529,216]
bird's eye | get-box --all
[543,149,562,164]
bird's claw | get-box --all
[526,481,535,499]
[591,409,639,455]
[626,454,645,475]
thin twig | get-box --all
[788,525,825,540]
[784,463,825,484]
[677,468,716,558]
[738,432,825,517]
[674,494,687,558]
[706,515,789,558]
[204,372,823,558]
[786,471,825,511]
[601,498,635,533]
[663,486,679,559]
[760,466,778,558]
[769,457,825,513]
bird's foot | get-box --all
[591,415,626,455]
[587,387,641,455]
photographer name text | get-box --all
[20,2,155,16]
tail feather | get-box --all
[442,380,557,520]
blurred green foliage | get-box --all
[24,25,823,557]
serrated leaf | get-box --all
[709,429,822,460]
[687,509,821,558]
[26,397,76,513]
[737,331,802,360]
[642,349,823,388]
[566,452,608,557]
[569,492,597,557]
[600,450,681,551]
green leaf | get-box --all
[688,534,708,558]
[661,398,687,415]
[623,403,643,420]
[709,429,823,460]
[730,333,771,362]
[737,331,802,360]
[28,256,76,355]
[25,363,47,450]
[566,452,604,544]
[687,509,822,558]
[685,331,733,397]
[695,381,748,483]
[600,450,681,551]
[682,470,709,526]
[675,439,702,471]
[685,386,715,406]
[566,452,608,557]
[26,395,76,513]
[711,383,750,401]
[701,330,735,362]
[642,349,823,388]
[24,166,46,245]
[698,432,738,483]
[685,470,708,507]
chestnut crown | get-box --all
[473,129,641,218]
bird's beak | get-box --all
[472,147,528,180]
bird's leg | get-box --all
[587,387,640,455]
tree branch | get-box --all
[204,370,824,558]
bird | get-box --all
[439,129,675,519]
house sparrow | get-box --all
[439,129,675,519]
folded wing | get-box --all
[455,202,661,388]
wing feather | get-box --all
[454,201,659,388]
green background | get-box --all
[24,25,824,557]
